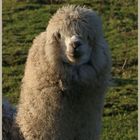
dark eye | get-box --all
[54,32,61,41]
[87,35,90,40]
[56,32,61,39]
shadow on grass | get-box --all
[111,77,137,87]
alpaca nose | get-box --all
[73,41,81,52]
[73,41,81,48]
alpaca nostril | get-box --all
[73,41,81,49]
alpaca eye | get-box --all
[87,35,90,40]
[56,32,61,39]
[54,32,61,41]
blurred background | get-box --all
[2,0,138,139]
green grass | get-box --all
[2,0,138,139]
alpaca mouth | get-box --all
[65,53,86,65]
[68,53,81,58]
[67,52,81,59]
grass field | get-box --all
[2,0,138,139]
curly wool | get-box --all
[15,5,111,140]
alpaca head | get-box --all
[54,32,92,65]
[45,5,104,66]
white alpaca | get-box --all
[3,5,111,140]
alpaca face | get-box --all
[47,6,102,65]
[55,32,92,65]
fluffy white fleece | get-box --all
[14,5,111,140]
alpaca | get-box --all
[3,5,111,140]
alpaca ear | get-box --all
[91,37,111,77]
[94,16,104,42]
